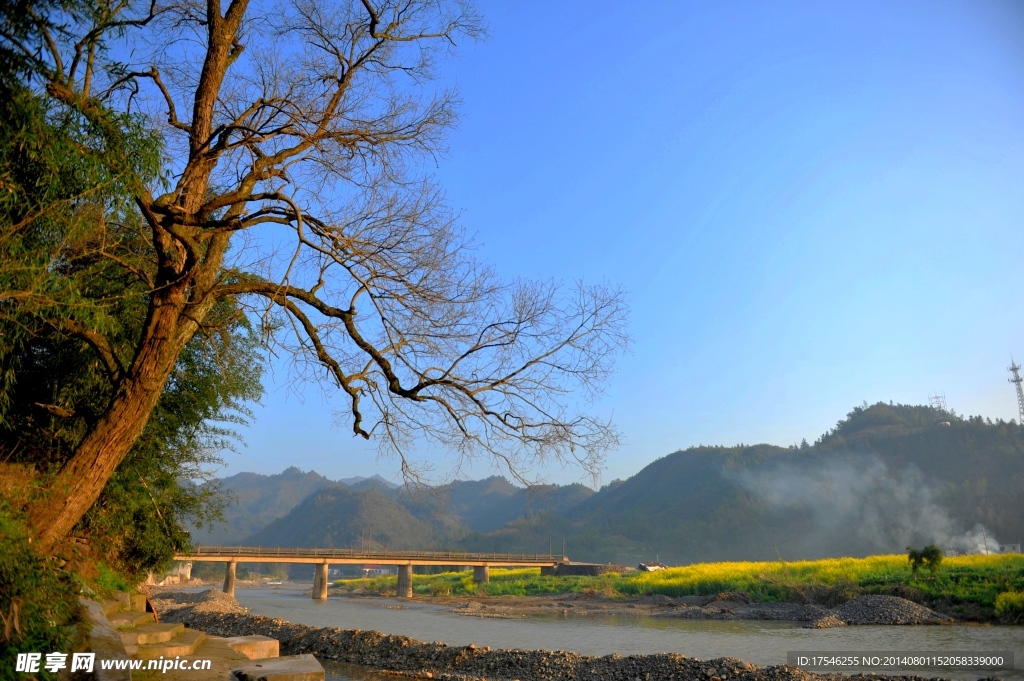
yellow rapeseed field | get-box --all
[334,553,1024,608]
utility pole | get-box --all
[1009,360,1024,424]
[928,393,947,413]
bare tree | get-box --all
[3,0,628,549]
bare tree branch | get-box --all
[11,0,623,549]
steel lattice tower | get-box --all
[1009,360,1024,424]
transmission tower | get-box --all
[1009,360,1024,424]
[928,393,947,413]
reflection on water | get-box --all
[230,587,1023,681]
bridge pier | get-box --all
[473,565,490,584]
[313,563,329,600]
[397,564,413,598]
[223,560,236,597]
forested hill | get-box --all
[189,470,595,546]
[817,402,1024,544]
[458,403,1024,565]
[398,477,595,534]
[187,468,397,545]
[192,403,1024,566]
[246,486,437,550]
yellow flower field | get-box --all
[334,553,1024,610]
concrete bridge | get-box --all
[174,546,567,600]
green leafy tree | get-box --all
[907,544,943,577]
[0,62,262,579]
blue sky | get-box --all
[227,0,1024,486]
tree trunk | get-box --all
[28,290,187,550]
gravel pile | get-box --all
[832,596,953,626]
[149,588,249,616]
[158,606,936,681]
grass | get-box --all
[94,561,131,594]
[332,553,1024,614]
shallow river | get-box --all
[232,587,1023,681]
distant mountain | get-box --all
[816,402,1024,549]
[245,485,436,550]
[190,466,595,548]
[348,476,401,494]
[340,474,399,489]
[190,402,1024,567]
[459,403,1024,565]
[187,466,338,545]
[457,445,794,563]
[398,476,595,533]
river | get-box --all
[231,587,1023,681]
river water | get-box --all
[231,587,1023,681]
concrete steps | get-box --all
[120,622,184,646]
[224,636,280,660]
[93,589,322,680]
[136,628,206,658]
[102,593,147,616]
[109,611,155,629]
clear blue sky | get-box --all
[226,0,1024,486]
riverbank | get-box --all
[333,554,1024,623]
[325,590,953,628]
[151,590,942,681]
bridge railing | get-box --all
[185,546,562,562]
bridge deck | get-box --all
[175,546,564,567]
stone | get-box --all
[78,598,132,681]
[231,654,324,681]
[225,635,281,660]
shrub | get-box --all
[907,545,943,576]
[994,591,1024,619]
[0,499,81,681]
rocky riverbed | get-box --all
[151,590,951,681]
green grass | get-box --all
[333,554,1024,613]
[94,561,131,594]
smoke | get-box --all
[729,453,1000,556]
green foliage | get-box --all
[0,498,81,680]
[0,38,262,582]
[994,591,1024,619]
[907,545,943,576]
[94,562,129,593]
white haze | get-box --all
[731,453,1001,555]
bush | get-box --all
[907,545,943,576]
[0,499,81,681]
[994,591,1024,619]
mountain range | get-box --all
[187,402,1024,565]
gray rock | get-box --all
[231,654,324,681]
